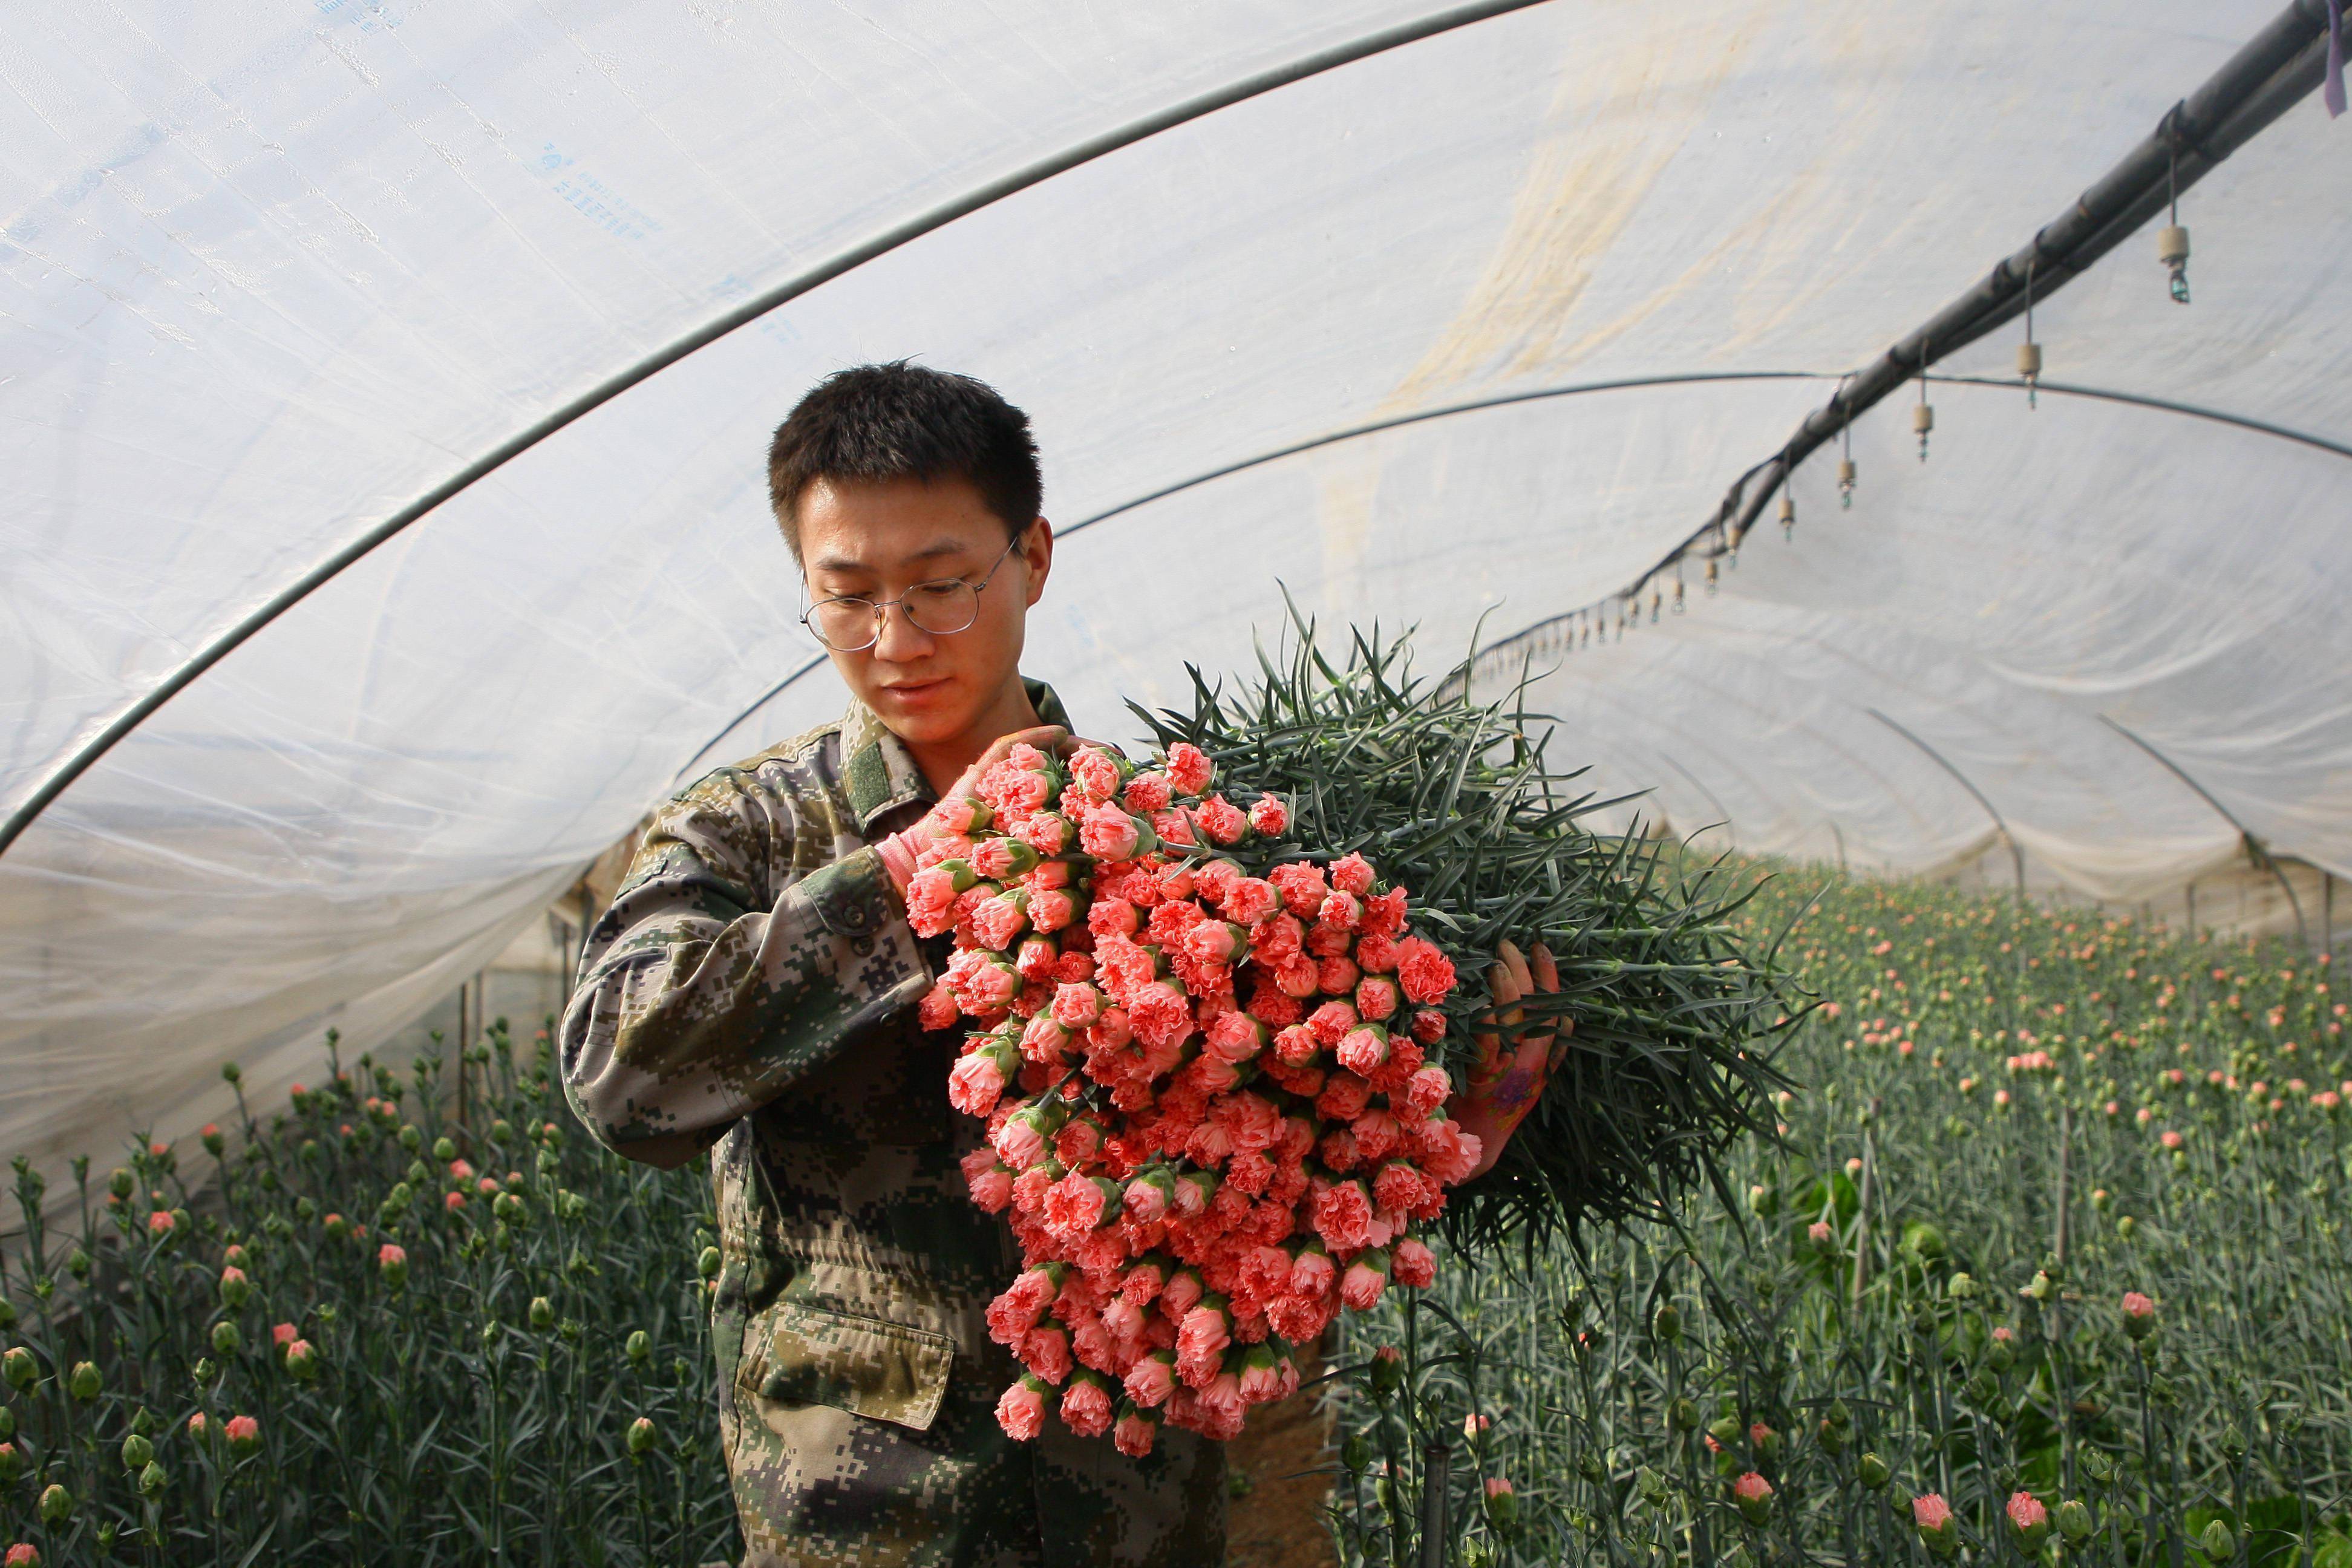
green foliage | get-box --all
[1329,865,2352,1565]
[0,1022,733,1566]
[1129,613,1798,1246]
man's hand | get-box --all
[1448,939,1566,1180]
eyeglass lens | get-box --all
[806,579,981,651]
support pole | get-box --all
[1865,708,2025,900]
[1419,1441,1451,1568]
[2099,715,2307,946]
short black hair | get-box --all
[765,360,1042,560]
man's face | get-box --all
[795,474,1049,746]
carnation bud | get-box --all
[1340,1432,1372,1474]
[627,1416,658,1455]
[2201,1519,2235,1560]
[1668,1397,1699,1432]
[211,1321,241,1356]
[2006,1490,2050,1550]
[38,1483,72,1524]
[67,1362,99,1402]
[0,1445,19,1485]
[377,1243,408,1291]
[697,1246,722,1282]
[1858,1452,1892,1490]
[284,1339,319,1382]
[137,1462,168,1498]
[626,1330,652,1368]
[224,1414,261,1457]
[120,1433,153,1471]
[1482,1477,1518,1532]
[108,1168,134,1200]
[1651,1302,1681,1343]
[4,1544,34,1568]
[399,1125,423,1151]
[433,1137,457,1162]
[1732,1471,1774,1525]
[220,1267,250,1310]
[1367,1345,1405,1400]
[2056,1498,2093,1543]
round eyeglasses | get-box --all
[800,529,1028,653]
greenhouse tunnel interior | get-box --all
[5,0,2351,1223]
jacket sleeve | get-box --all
[557,768,934,1169]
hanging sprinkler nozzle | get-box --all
[1913,358,1934,463]
[2019,259,2042,408]
[2160,140,2191,304]
[1779,492,1796,541]
[2159,223,2191,304]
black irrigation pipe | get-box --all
[1463,371,2352,678]
[0,0,1558,864]
[1472,0,2343,673]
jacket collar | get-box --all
[840,676,1071,834]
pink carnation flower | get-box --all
[1247,795,1288,837]
[1395,938,1457,1005]
[1164,743,1214,796]
[995,1376,1047,1440]
[1060,1376,1114,1438]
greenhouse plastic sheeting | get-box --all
[5,2,2348,1195]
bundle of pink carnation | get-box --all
[909,739,1474,1455]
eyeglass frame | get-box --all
[797,522,1035,653]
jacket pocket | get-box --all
[742,1299,956,1432]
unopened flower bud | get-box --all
[4,1543,36,1567]
[67,1362,99,1402]
[626,1329,652,1368]
[108,1168,134,1200]
[1651,1302,1681,1343]
[2056,1498,2093,1543]
[698,1246,722,1282]
[433,1137,457,1162]
[1340,1432,1372,1474]
[36,1483,71,1525]
[1482,1476,1518,1532]
[0,1444,20,1484]
[120,1433,153,1471]
[529,1297,555,1332]
[1367,1345,1404,1400]
[137,1461,167,1497]
[211,1321,241,1356]
[1858,1452,1892,1490]
[627,1416,658,1455]
[3,1348,39,1392]
[2201,1520,2235,1560]
[224,1414,260,1457]
[283,1340,318,1382]
[1668,1397,1699,1431]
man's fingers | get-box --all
[979,725,1070,767]
[1496,938,1533,999]
[1547,1036,1570,1075]
[1530,941,1560,994]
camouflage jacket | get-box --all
[559,679,1226,1566]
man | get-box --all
[559,361,1558,1566]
